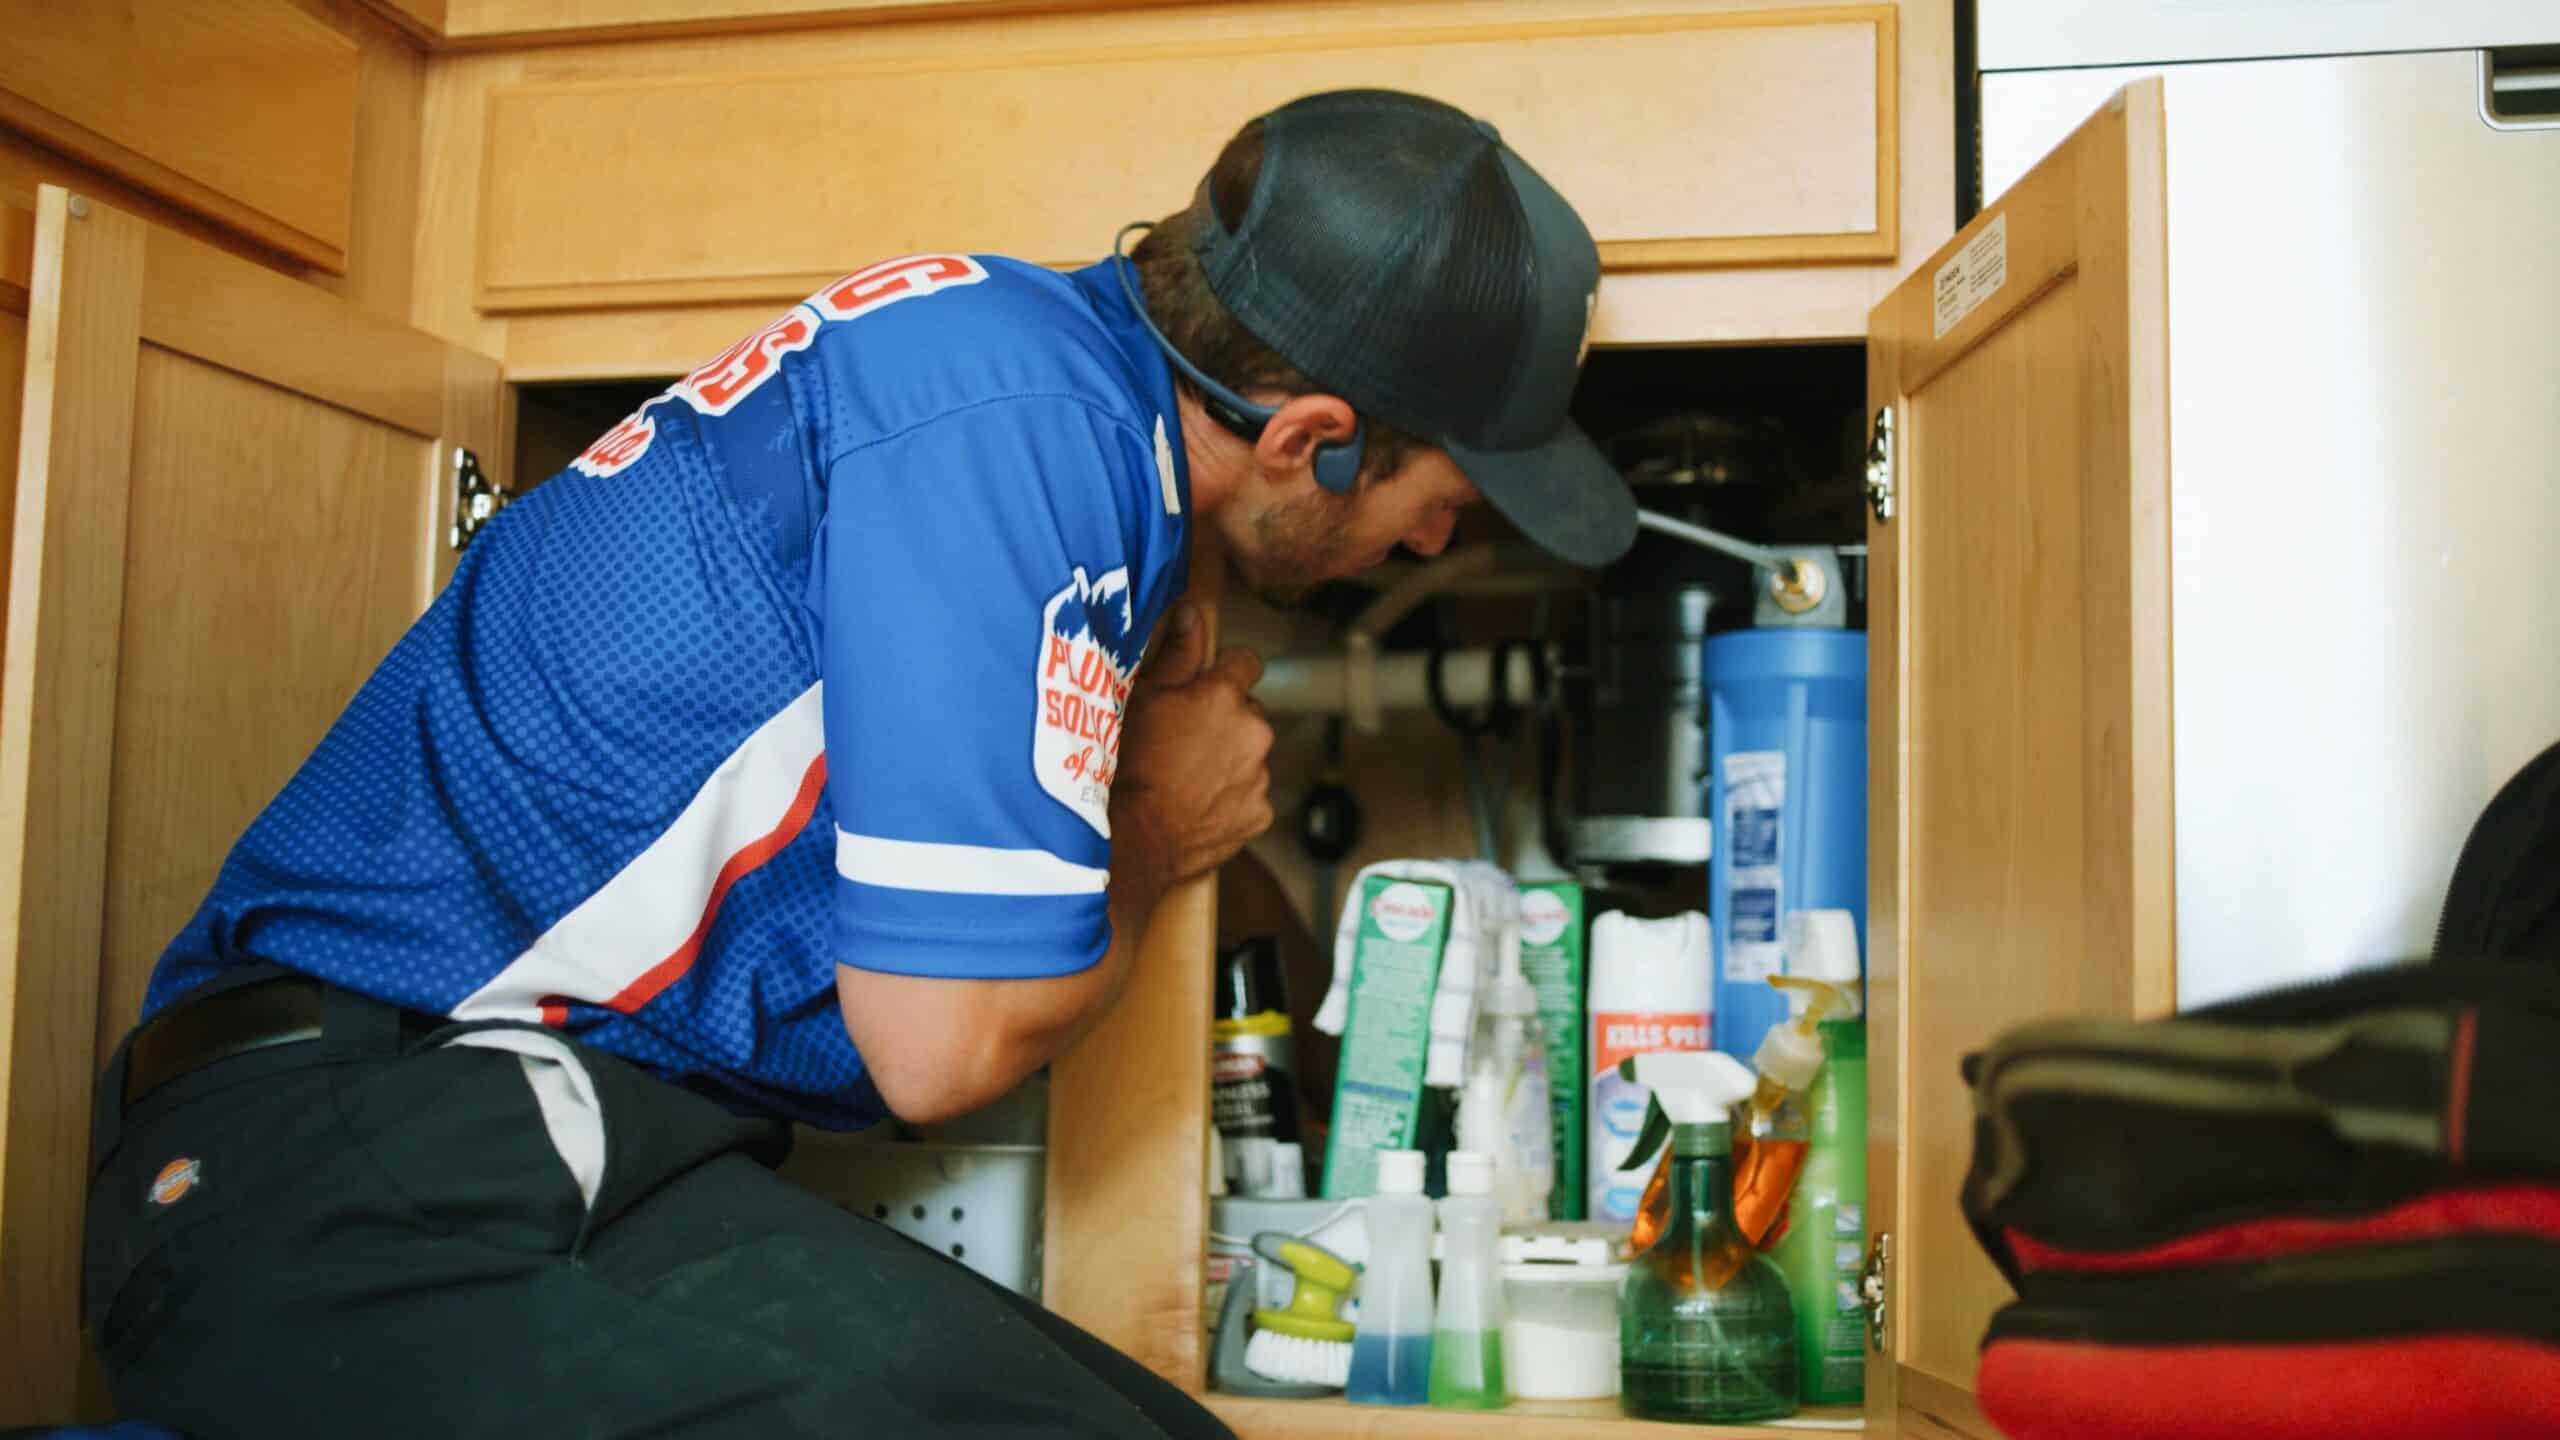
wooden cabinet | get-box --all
[0,8,2198,1440]
[1860,81,2172,1439]
[1038,78,2174,1440]
[408,0,1953,375]
[0,187,509,1423]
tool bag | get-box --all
[1961,740,2560,1440]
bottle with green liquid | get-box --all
[1616,1054,1798,1423]
[1427,1150,1508,1409]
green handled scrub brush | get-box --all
[1243,1233,1357,1389]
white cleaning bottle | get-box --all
[1586,912,1713,1222]
[1427,1150,1509,1409]
[1455,927,1554,1227]
[1345,1149,1435,1406]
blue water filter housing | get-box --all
[1705,629,1867,1061]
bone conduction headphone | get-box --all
[1112,221,1368,496]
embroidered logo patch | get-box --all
[1034,565,1140,837]
[148,1157,203,1208]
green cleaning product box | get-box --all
[1516,881,1588,1219]
[1321,876,1454,1199]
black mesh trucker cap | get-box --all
[1191,89,1637,567]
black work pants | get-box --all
[84,983,1233,1440]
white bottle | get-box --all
[1585,911,1714,1223]
[1454,929,1555,1227]
[1428,1150,1508,1408]
[1346,1148,1437,1405]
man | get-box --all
[81,89,1636,1437]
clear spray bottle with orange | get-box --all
[1627,974,1855,1254]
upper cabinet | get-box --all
[0,1,364,272]
[415,0,1953,374]
[474,7,1897,311]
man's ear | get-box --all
[1254,394,1358,479]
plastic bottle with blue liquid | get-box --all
[1345,1148,1434,1405]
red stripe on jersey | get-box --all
[604,752,830,1015]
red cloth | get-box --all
[2008,1184,2560,1274]
[1982,1335,2560,1440]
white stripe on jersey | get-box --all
[454,683,828,1023]
[835,830,1108,896]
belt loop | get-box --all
[319,982,407,1060]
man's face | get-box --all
[1223,450,1483,602]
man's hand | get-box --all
[837,602,1272,1127]
[1108,602,1275,909]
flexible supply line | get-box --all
[1636,508,1787,571]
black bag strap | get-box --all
[2435,738,2560,968]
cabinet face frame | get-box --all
[0,187,506,1423]
[1861,79,2175,1439]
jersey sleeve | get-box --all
[818,396,1162,980]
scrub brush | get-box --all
[1242,1233,1356,1388]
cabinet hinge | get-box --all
[450,446,509,552]
[1865,405,1896,523]
[1862,1230,1892,1353]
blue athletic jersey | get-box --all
[146,256,1192,1129]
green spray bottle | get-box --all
[1765,910,1867,1405]
[1614,1051,1798,1423]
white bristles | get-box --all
[1243,1328,1352,1388]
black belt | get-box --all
[121,971,332,1109]
[97,966,448,1172]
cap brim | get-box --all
[1446,421,1636,568]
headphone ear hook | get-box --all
[1112,224,1367,496]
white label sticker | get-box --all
[1370,882,1440,942]
[1723,749,1786,983]
[1519,889,1570,946]
[1033,565,1139,837]
[1932,211,2009,339]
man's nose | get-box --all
[1404,510,1457,557]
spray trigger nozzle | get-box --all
[1614,1051,1758,1171]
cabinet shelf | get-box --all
[1205,1395,1863,1438]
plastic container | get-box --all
[1586,912,1714,1223]
[1618,1115,1799,1423]
[1769,1017,1868,1404]
[1455,930,1554,1228]
[1345,1149,1435,1406]
[1705,629,1867,1061]
[1428,1151,1508,1410]
[1498,1231,1626,1400]
[1213,936,1304,1199]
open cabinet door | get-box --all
[0,186,509,1422]
[1043,543,1221,1389]
[1862,83,2175,1439]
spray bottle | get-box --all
[1764,910,1868,1404]
[1734,970,1857,1244]
[1454,928,1554,1227]
[1613,1051,1798,1423]
[1627,969,1856,1254]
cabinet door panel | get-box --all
[475,4,1896,314]
[0,188,506,1424]
[1863,81,2173,1437]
